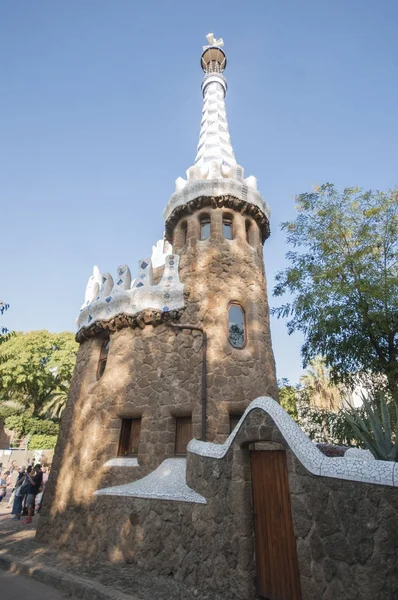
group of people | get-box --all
[0,461,49,524]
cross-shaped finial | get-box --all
[205,33,224,48]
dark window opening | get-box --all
[97,339,110,379]
[223,217,233,240]
[175,416,192,455]
[230,413,244,433]
[228,304,246,348]
[118,418,142,456]
[200,217,211,240]
[182,221,188,245]
[245,220,251,244]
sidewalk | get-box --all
[0,500,222,600]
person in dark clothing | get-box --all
[11,467,27,520]
[22,464,42,524]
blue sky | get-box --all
[1,1,397,385]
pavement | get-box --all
[0,569,78,600]
[0,491,224,600]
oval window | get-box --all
[228,304,245,348]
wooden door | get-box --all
[251,450,302,600]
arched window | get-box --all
[222,216,233,240]
[228,304,246,348]
[97,338,110,379]
[200,215,211,240]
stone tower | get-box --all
[36,37,398,600]
[163,36,277,441]
[39,34,277,514]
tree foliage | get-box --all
[0,302,10,340]
[278,376,357,446]
[297,400,361,447]
[4,414,59,437]
[28,434,58,450]
[278,378,298,420]
[0,330,78,417]
[300,357,342,411]
[273,185,398,395]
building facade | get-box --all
[39,33,278,502]
[37,35,398,600]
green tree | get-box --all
[300,357,342,411]
[0,301,10,341]
[277,378,298,420]
[0,330,78,417]
[273,185,398,396]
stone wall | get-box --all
[37,407,398,600]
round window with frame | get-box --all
[97,338,110,379]
[228,303,246,348]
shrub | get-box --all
[296,400,362,447]
[28,434,58,450]
[0,405,23,420]
[4,414,59,437]
[344,392,398,461]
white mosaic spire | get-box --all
[183,34,244,183]
[164,34,271,228]
[194,43,237,171]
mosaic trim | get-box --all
[344,448,375,461]
[165,178,269,222]
[95,458,207,504]
[77,254,184,336]
[76,308,183,343]
[164,192,270,244]
[194,76,236,170]
[188,397,397,488]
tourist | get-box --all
[21,464,43,524]
[20,465,33,516]
[0,470,10,502]
[35,466,49,511]
[6,465,24,509]
[11,467,27,521]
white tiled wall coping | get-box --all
[188,397,398,488]
[96,458,206,504]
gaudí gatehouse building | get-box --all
[38,35,398,600]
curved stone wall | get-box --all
[38,400,398,600]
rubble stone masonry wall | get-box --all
[38,409,398,600]
[39,202,278,518]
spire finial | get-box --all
[201,33,227,74]
[204,33,224,49]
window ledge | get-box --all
[103,457,139,467]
